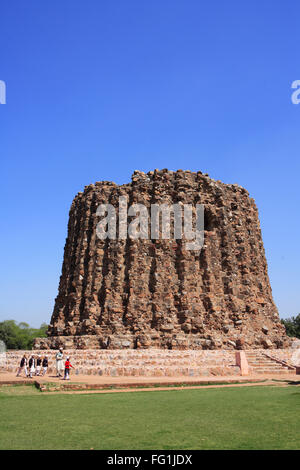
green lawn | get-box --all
[0,385,299,450]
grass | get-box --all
[0,384,40,396]
[0,385,299,449]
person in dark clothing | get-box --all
[28,355,35,378]
[36,355,42,376]
[16,354,28,377]
[41,356,48,376]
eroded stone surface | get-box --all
[2,349,297,377]
[37,169,291,350]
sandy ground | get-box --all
[0,370,298,394]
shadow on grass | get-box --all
[271,378,300,386]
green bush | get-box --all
[281,314,300,339]
[0,320,48,350]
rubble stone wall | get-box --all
[38,169,290,350]
[2,349,298,377]
[0,349,241,377]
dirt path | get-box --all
[1,371,298,395]
[1,371,298,386]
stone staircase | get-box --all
[245,351,295,375]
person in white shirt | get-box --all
[55,348,64,377]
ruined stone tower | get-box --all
[39,169,289,350]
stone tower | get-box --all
[39,170,289,349]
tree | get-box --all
[0,320,48,350]
[281,314,300,339]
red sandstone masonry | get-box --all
[35,170,291,351]
[1,348,297,377]
[1,349,238,377]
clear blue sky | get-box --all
[1,1,299,327]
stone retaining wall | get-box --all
[1,348,297,377]
[1,349,239,377]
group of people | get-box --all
[16,347,74,380]
[16,354,48,378]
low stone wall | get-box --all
[1,349,239,377]
[2,348,297,377]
